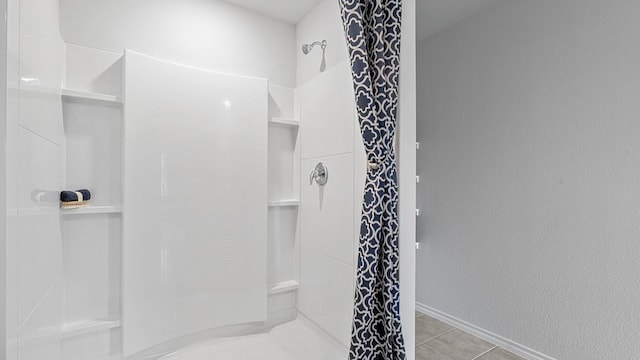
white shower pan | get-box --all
[161,317,347,360]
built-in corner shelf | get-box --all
[268,280,299,295]
[269,118,299,128]
[268,199,300,208]
[62,319,121,338]
[61,205,122,216]
[62,89,122,104]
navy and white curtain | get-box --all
[339,0,405,359]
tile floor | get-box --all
[415,312,526,360]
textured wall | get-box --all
[416,1,640,359]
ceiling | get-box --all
[223,0,323,24]
[222,0,502,40]
[417,0,504,40]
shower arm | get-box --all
[309,40,326,49]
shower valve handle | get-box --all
[309,170,318,185]
[309,162,329,186]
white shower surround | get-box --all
[121,51,269,356]
[59,0,297,88]
[1,0,417,359]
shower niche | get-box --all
[60,44,124,359]
[266,83,301,322]
[59,44,301,359]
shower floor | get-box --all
[162,316,348,360]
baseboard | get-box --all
[415,302,556,360]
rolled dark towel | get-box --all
[60,189,91,202]
[60,189,92,208]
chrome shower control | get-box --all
[309,162,328,186]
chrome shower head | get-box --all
[302,40,327,55]
[302,44,313,55]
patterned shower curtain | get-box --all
[339,0,405,359]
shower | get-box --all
[301,40,327,54]
[302,39,327,71]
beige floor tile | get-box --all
[476,347,525,360]
[415,314,454,345]
[416,343,450,360]
[416,329,494,360]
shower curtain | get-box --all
[339,0,405,359]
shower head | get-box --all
[301,44,312,55]
[302,40,327,55]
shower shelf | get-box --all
[268,280,299,295]
[62,88,122,104]
[61,205,122,215]
[269,118,299,127]
[62,319,121,338]
[268,199,300,207]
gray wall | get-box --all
[416,1,640,359]
[0,0,6,357]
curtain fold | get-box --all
[339,0,405,359]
